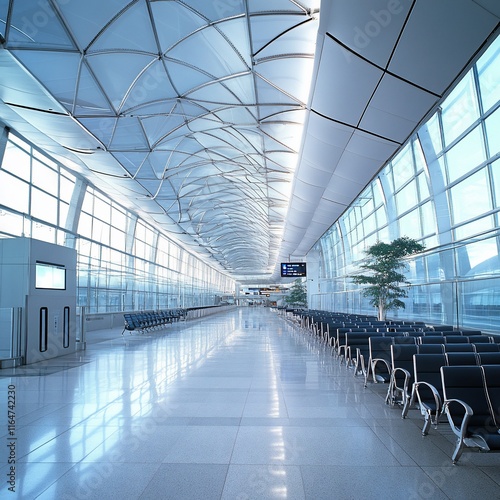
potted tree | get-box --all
[352,236,425,321]
[285,278,308,309]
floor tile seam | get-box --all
[417,463,463,499]
[18,425,122,464]
[227,370,252,469]
[372,422,421,468]
[109,460,165,499]
[13,412,119,462]
[31,461,82,500]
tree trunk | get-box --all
[378,298,386,321]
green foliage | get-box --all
[285,278,308,307]
[351,236,425,320]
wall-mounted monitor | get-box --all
[281,262,307,277]
[35,261,66,290]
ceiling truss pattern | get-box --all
[0,0,319,282]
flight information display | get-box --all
[280,262,306,277]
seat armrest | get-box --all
[392,367,411,390]
[442,398,473,436]
[371,357,391,373]
[414,380,442,411]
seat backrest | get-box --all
[419,336,445,344]
[406,330,421,338]
[417,344,444,354]
[445,335,469,343]
[430,325,455,331]
[474,343,500,353]
[444,343,475,353]
[477,352,500,365]
[468,335,493,343]
[131,314,142,327]
[481,364,500,427]
[441,365,494,429]
[369,336,394,362]
[459,330,483,336]
[393,336,417,345]
[413,354,447,400]
[445,352,478,366]
[391,344,417,380]
[345,332,380,358]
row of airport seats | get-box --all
[284,309,500,463]
[341,332,498,381]
[122,309,186,335]
[399,352,500,463]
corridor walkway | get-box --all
[1,307,499,499]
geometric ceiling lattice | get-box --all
[0,0,498,284]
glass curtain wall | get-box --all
[310,34,500,332]
[0,131,234,314]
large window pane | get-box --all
[417,172,430,200]
[485,107,500,159]
[0,171,29,213]
[0,210,25,237]
[454,215,493,240]
[94,195,111,223]
[422,113,443,155]
[420,201,436,236]
[441,70,480,146]
[82,190,94,213]
[92,219,110,246]
[391,145,414,190]
[110,227,126,252]
[60,175,75,203]
[32,159,58,195]
[398,208,421,239]
[2,142,31,180]
[477,35,500,113]
[446,125,485,183]
[375,206,387,228]
[449,168,490,225]
[395,180,418,214]
[78,212,93,239]
[111,206,128,232]
[456,238,498,276]
[59,201,69,228]
[491,158,500,208]
[362,211,376,236]
[31,221,56,243]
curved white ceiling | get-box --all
[0,0,498,284]
[277,0,499,278]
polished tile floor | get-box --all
[1,307,500,499]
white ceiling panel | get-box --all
[300,138,345,172]
[321,0,413,67]
[388,0,499,94]
[311,36,383,124]
[305,113,353,147]
[334,149,383,182]
[345,130,400,162]
[359,74,439,143]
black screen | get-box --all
[281,262,306,277]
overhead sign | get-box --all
[280,262,306,277]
